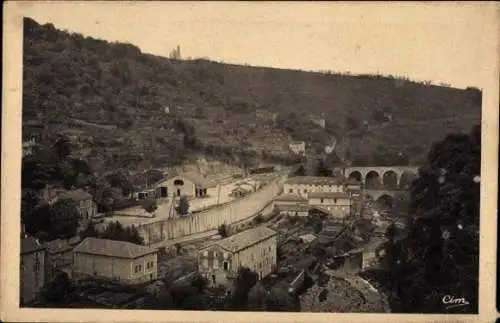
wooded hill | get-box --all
[23,17,482,174]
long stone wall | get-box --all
[137,176,287,245]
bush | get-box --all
[218,224,229,237]
[141,199,157,213]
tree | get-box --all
[218,224,229,238]
[229,267,259,310]
[314,158,332,177]
[177,196,190,216]
[47,199,80,240]
[21,188,40,224]
[54,135,71,160]
[100,221,144,245]
[266,281,297,312]
[79,223,99,240]
[142,199,157,213]
[106,170,134,196]
[293,164,306,176]
[247,282,268,311]
[382,125,480,313]
[40,270,74,305]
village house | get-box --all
[43,239,74,283]
[20,235,45,305]
[288,141,306,156]
[155,172,214,198]
[347,236,387,271]
[273,194,309,216]
[198,226,278,287]
[283,176,346,198]
[278,205,310,217]
[50,189,98,223]
[307,192,353,218]
[73,237,158,285]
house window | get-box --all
[334,198,338,203]
[320,198,324,203]
[303,189,307,193]
[223,261,229,270]
[289,188,293,193]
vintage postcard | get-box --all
[1,1,498,323]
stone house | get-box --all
[73,237,158,285]
[43,239,74,283]
[198,226,278,287]
[155,172,214,198]
[283,176,346,198]
[307,192,353,219]
[20,235,45,305]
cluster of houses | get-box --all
[273,175,363,220]
[20,224,280,306]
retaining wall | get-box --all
[137,176,287,245]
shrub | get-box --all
[142,199,157,213]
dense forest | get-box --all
[23,17,482,175]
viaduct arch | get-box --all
[343,166,419,190]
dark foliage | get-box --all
[40,270,75,305]
[24,199,80,241]
[229,267,259,311]
[23,17,481,175]
[377,125,480,313]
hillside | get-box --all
[22,17,482,174]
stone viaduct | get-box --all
[343,166,419,190]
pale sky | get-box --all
[17,1,495,89]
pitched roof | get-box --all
[307,192,350,199]
[211,226,278,253]
[322,225,346,237]
[21,236,45,254]
[44,239,73,254]
[159,172,214,188]
[299,234,317,243]
[68,236,82,246]
[74,237,157,259]
[58,189,93,201]
[286,176,346,186]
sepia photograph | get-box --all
[2,1,499,323]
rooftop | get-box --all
[307,192,350,199]
[286,176,346,186]
[74,237,157,259]
[21,235,45,254]
[299,234,317,244]
[158,172,214,188]
[211,226,278,253]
